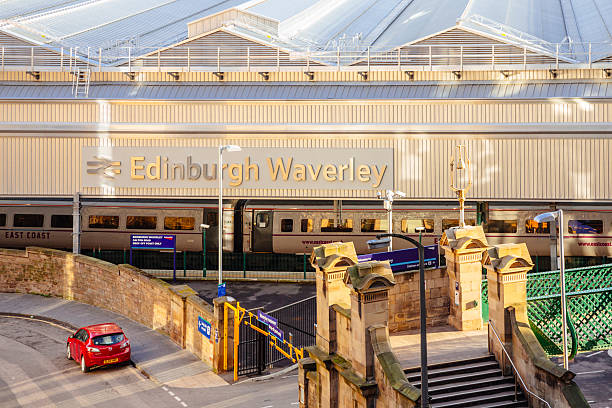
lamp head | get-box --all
[200,223,210,229]
[367,237,391,250]
[395,190,406,198]
[534,211,559,223]
[415,226,426,232]
[221,145,241,153]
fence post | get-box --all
[243,252,247,278]
[98,47,102,72]
[247,47,250,72]
[123,249,127,264]
[217,47,220,72]
[187,47,191,72]
[31,47,34,70]
[184,251,187,277]
[429,45,432,70]
[589,43,592,69]
[1,47,4,72]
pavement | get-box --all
[0,293,226,389]
[389,324,489,368]
[185,280,316,311]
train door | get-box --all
[252,211,273,252]
[203,209,219,251]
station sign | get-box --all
[82,147,393,191]
[358,245,439,273]
[198,316,212,339]
[268,324,284,342]
[130,234,176,249]
[257,310,278,328]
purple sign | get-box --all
[258,310,278,327]
[268,324,284,342]
[358,245,439,273]
[130,235,176,249]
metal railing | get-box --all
[488,320,552,408]
[2,42,612,73]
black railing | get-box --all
[267,296,316,366]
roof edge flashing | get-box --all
[187,8,279,39]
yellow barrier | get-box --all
[223,301,304,381]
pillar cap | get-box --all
[483,243,534,274]
[344,261,395,293]
[310,242,358,270]
[439,225,489,253]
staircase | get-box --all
[404,355,528,407]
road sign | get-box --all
[198,316,211,339]
[358,245,439,273]
[257,310,278,328]
[218,282,226,297]
[268,324,284,342]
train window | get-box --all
[525,219,550,234]
[206,212,218,227]
[0,214,5,226]
[13,214,44,228]
[51,215,72,229]
[401,219,434,233]
[321,219,353,232]
[568,220,603,234]
[281,219,293,232]
[256,213,270,228]
[442,219,476,230]
[89,215,119,229]
[127,216,157,230]
[484,220,517,234]
[361,219,389,233]
[164,217,195,230]
[301,219,313,232]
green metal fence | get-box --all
[482,263,612,355]
[83,249,315,279]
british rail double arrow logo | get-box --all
[86,157,121,179]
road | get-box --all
[185,280,315,311]
[0,317,299,408]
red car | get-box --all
[66,323,131,372]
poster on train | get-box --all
[358,245,439,273]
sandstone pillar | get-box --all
[169,285,197,348]
[344,261,395,381]
[310,242,357,354]
[213,296,237,373]
[440,226,489,331]
[483,243,534,369]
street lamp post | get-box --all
[218,144,241,297]
[368,233,428,408]
[415,226,425,245]
[534,209,569,369]
[200,223,209,278]
[377,190,406,251]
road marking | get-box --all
[291,403,299,405]
[168,391,175,396]
[180,403,187,407]
[260,406,273,408]
[575,370,605,375]
[584,351,604,357]
[174,396,181,401]
[162,386,168,391]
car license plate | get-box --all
[104,358,119,364]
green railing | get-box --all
[482,263,612,355]
[83,249,316,279]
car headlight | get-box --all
[87,346,100,353]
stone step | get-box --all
[427,376,515,395]
[403,355,495,375]
[431,390,527,408]
[405,360,501,382]
[412,368,506,388]
[432,383,518,403]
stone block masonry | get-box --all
[0,247,220,372]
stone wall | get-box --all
[388,267,449,332]
[0,247,218,371]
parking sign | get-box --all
[198,316,211,339]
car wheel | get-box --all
[66,344,71,360]
[81,356,89,373]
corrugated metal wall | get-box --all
[1,133,610,200]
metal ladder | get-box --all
[72,67,91,98]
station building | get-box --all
[1,0,612,261]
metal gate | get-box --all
[224,300,306,381]
[268,296,316,365]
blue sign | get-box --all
[358,245,439,273]
[268,324,284,342]
[198,316,211,339]
[217,282,226,297]
[257,310,278,327]
[130,234,176,249]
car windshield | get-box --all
[92,333,124,345]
